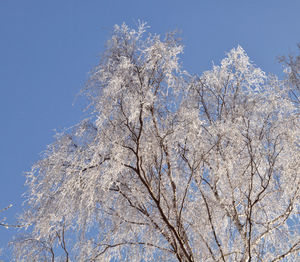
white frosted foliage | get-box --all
[13,23,300,262]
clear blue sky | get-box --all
[0,0,299,259]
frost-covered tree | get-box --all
[13,23,300,261]
[279,44,300,105]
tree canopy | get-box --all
[13,23,300,262]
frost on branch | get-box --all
[0,205,25,229]
[279,43,300,105]
[13,23,300,261]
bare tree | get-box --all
[13,23,300,261]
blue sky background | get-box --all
[0,0,299,260]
